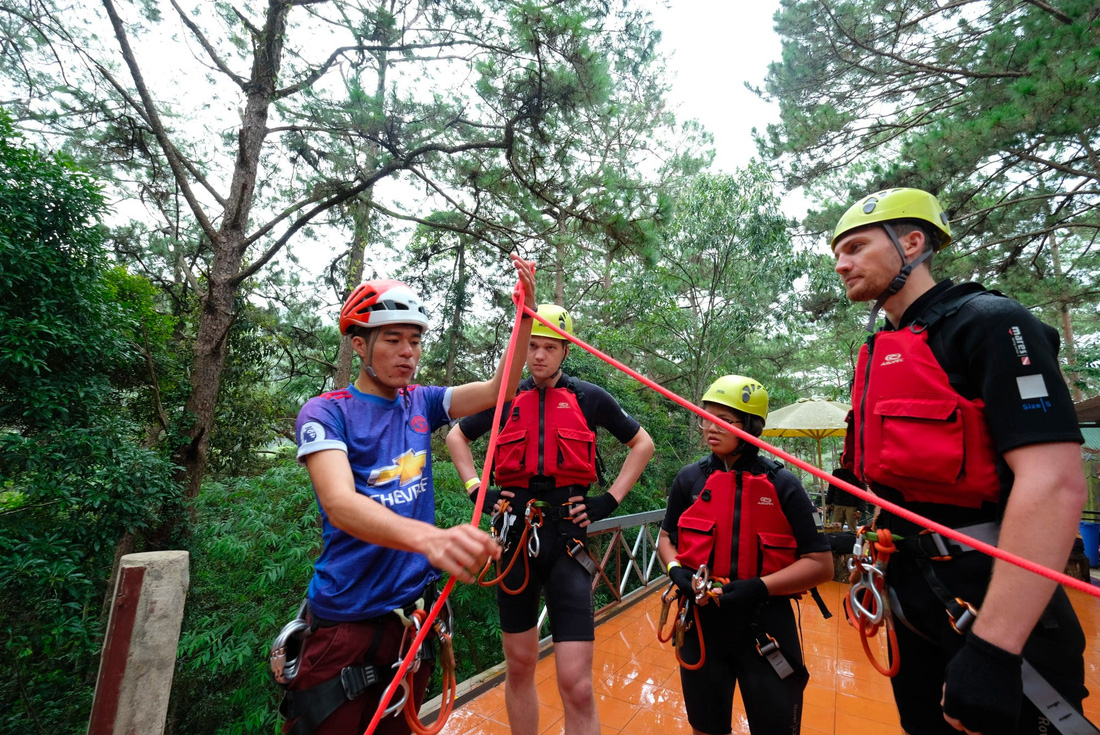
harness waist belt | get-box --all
[895,522,999,558]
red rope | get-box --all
[520,303,1100,601]
[361,281,530,735]
[364,288,1100,734]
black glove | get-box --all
[468,485,502,511]
[580,493,618,523]
[668,564,695,595]
[942,631,1022,734]
[715,577,768,610]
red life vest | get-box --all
[676,468,798,580]
[493,382,598,488]
[851,325,1000,507]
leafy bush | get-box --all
[0,112,183,734]
[171,462,318,734]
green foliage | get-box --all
[0,111,127,429]
[172,462,318,734]
[0,112,183,733]
[0,423,181,734]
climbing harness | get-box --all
[888,523,1100,734]
[477,499,545,594]
[843,526,901,677]
[478,489,601,593]
[272,594,446,735]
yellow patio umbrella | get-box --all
[761,398,850,472]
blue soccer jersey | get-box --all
[296,382,452,621]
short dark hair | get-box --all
[891,219,942,255]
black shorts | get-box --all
[678,598,808,735]
[494,489,595,642]
[887,551,1088,734]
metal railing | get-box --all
[535,508,667,632]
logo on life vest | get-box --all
[557,402,571,409]
[881,353,903,366]
[409,415,429,433]
[757,496,774,506]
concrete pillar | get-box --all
[87,551,190,735]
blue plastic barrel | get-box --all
[1079,521,1100,568]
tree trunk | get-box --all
[1049,229,1083,401]
[336,40,389,389]
[444,239,468,384]
[174,0,291,502]
[335,193,374,389]
[554,215,566,306]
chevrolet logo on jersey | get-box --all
[369,449,427,486]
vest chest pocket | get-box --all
[757,532,798,577]
[496,428,528,472]
[555,427,596,477]
[676,513,716,571]
[874,397,964,485]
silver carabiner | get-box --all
[382,675,410,717]
[691,565,711,604]
[527,523,541,557]
[847,559,885,625]
[496,510,517,549]
[269,599,310,685]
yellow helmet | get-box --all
[831,188,952,251]
[530,304,574,340]
[702,375,768,419]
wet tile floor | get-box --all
[437,580,1100,734]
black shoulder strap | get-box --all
[756,455,784,481]
[910,286,1003,334]
[688,456,713,501]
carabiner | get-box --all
[382,674,410,717]
[493,506,516,550]
[847,559,885,626]
[525,501,543,557]
[691,565,711,604]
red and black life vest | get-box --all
[676,463,798,580]
[851,293,1000,508]
[494,379,598,489]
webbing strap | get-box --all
[1022,660,1100,735]
[809,586,833,619]
[281,664,383,735]
[755,634,795,679]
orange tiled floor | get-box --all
[439,580,1100,734]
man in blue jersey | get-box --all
[282,256,536,735]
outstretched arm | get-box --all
[450,255,536,418]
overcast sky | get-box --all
[642,0,784,173]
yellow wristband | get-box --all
[667,560,681,573]
[464,477,480,492]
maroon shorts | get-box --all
[283,616,433,735]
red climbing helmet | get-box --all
[339,280,429,334]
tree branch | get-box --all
[100,0,218,239]
[1021,0,1073,24]
[818,0,1025,79]
[169,0,248,88]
